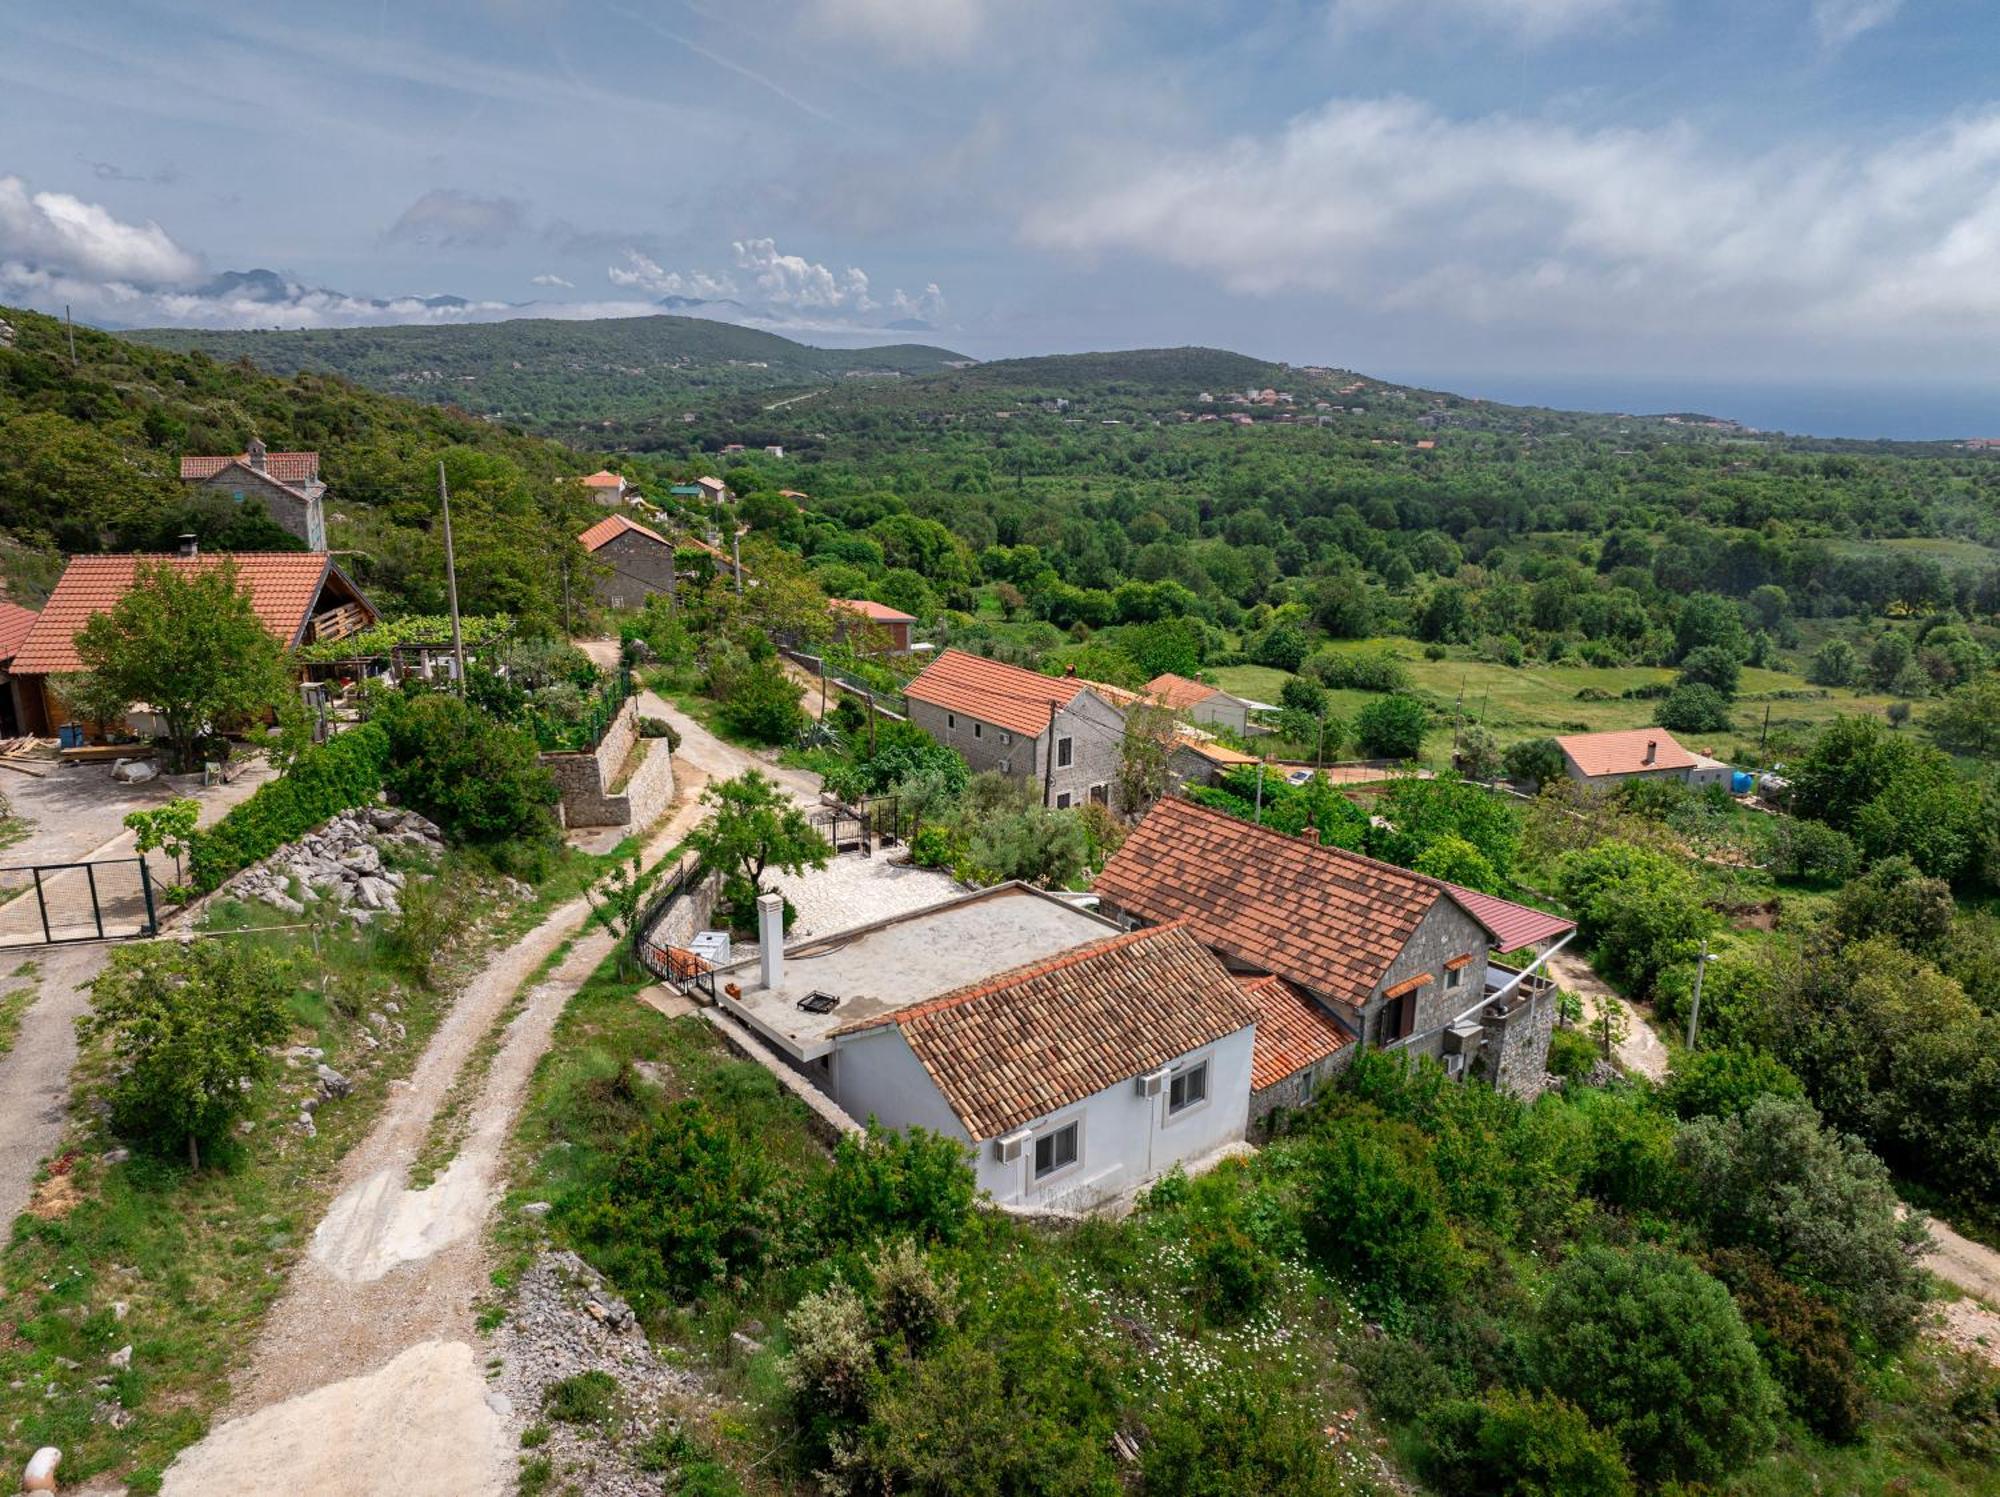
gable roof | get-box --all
[578,513,670,552]
[13,553,359,675]
[1555,727,1696,778]
[1149,672,1222,711]
[1238,974,1354,1090]
[181,451,319,486]
[579,469,628,489]
[905,648,1090,737]
[0,602,38,663]
[831,598,915,624]
[838,921,1253,1140]
[1093,796,1571,1004]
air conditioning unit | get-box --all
[1443,1019,1485,1056]
[1443,1053,1468,1079]
[1136,1068,1170,1098]
[994,1130,1032,1163]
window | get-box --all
[1089,783,1109,806]
[1055,791,1073,809]
[1168,1060,1209,1115]
[1057,736,1074,768]
[1033,1120,1079,1178]
[1445,965,1464,990]
[973,722,983,738]
[1001,730,1012,745]
[946,712,957,731]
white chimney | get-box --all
[177,533,199,558]
[757,892,784,990]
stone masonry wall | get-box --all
[1483,984,1556,1100]
[542,697,673,829]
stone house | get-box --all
[904,649,1129,811]
[1164,735,1259,793]
[578,469,634,507]
[578,513,676,610]
[1093,797,1576,1112]
[713,883,1256,1212]
[1147,672,1259,736]
[1555,727,1696,786]
[829,599,914,655]
[179,438,327,551]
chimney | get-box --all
[756,892,784,991]
[1064,663,1077,678]
[177,533,199,558]
[1301,826,1319,845]
[1644,738,1658,765]
[304,482,327,553]
[246,436,266,472]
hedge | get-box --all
[188,725,391,892]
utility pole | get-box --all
[820,661,829,720]
[1452,677,1465,756]
[1760,702,1771,753]
[560,553,573,637]
[867,693,877,756]
[1043,700,1056,808]
[437,460,466,695]
[1253,761,1266,824]
[1685,938,1712,1049]
[64,304,77,367]
[731,530,743,594]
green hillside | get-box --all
[121,313,968,432]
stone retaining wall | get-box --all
[541,698,674,829]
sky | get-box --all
[4,0,2000,420]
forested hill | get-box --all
[120,314,968,431]
[0,303,601,628]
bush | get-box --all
[187,723,390,890]
[906,823,960,870]
[636,715,681,750]
[378,692,558,844]
[1354,694,1430,760]
[1547,1026,1600,1081]
[1704,1249,1866,1443]
[819,1126,977,1250]
[1502,736,1566,788]
[1528,1244,1777,1486]
[1142,1375,1352,1495]
[1301,1117,1465,1313]
[1417,1388,1634,1497]
[1663,1046,1803,1120]
[1555,840,1712,998]
[1758,816,1860,885]
[712,653,807,745]
[1304,647,1412,693]
[1658,682,1733,734]
[1186,1216,1278,1327]
[542,1370,619,1426]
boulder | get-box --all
[107,1344,132,1370]
[22,1447,60,1492]
[111,758,157,784]
[314,1064,351,1100]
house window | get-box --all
[1033,1120,1079,1178]
[1055,791,1073,809]
[946,712,957,731]
[973,722,983,738]
[1057,736,1074,768]
[1089,783,1109,806]
[1168,1060,1208,1115]
[1001,730,1012,745]
[1445,965,1464,990]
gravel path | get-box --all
[1923,1214,2000,1306]
[1545,946,1670,1083]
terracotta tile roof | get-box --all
[578,513,670,552]
[905,648,1090,737]
[1175,735,1259,767]
[1237,974,1354,1090]
[180,451,319,485]
[0,602,38,663]
[13,553,348,675]
[831,598,915,624]
[1149,672,1221,711]
[1093,797,1569,1004]
[1555,727,1695,778]
[579,469,628,488]
[837,922,1253,1141]
[1441,884,1574,953]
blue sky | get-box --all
[2,0,1998,394]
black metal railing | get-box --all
[0,856,158,947]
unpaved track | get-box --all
[1546,946,1670,1082]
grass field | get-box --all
[1213,639,1920,766]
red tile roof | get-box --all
[838,922,1254,1140]
[13,553,352,675]
[578,513,670,552]
[905,648,1089,737]
[1555,727,1695,778]
[1237,974,1353,1090]
[0,602,38,663]
[1093,797,1571,1004]
[1175,735,1259,767]
[831,598,915,624]
[181,451,319,485]
[1440,883,1575,954]
[1149,673,1222,711]
[580,469,628,489]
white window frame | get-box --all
[1001,730,1012,745]
[1032,1116,1082,1181]
[1089,782,1109,806]
[1166,1056,1211,1119]
[1056,735,1074,768]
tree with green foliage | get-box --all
[1555,840,1713,997]
[1354,694,1429,760]
[1807,637,1858,687]
[1673,592,1750,664]
[1829,855,1956,955]
[1413,834,1503,894]
[1929,675,2000,757]
[1663,1046,1804,1120]
[969,803,1091,889]
[124,796,200,888]
[1418,1389,1633,1497]
[1370,772,1521,881]
[687,769,831,900]
[710,646,808,747]
[1529,1244,1776,1486]
[82,937,292,1168]
[74,559,290,771]
[1455,722,1500,780]
[818,1126,977,1249]
[1302,1117,1466,1312]
[1117,703,1181,814]
[1677,644,1742,698]
[1502,736,1565,789]
[1658,682,1733,735]
[1702,1248,1866,1444]
[378,690,557,844]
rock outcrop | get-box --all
[225,807,443,921]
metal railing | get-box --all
[532,668,635,752]
[632,851,719,998]
[0,856,158,947]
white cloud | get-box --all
[605,250,738,300]
[530,272,574,287]
[384,188,528,249]
[1024,98,2000,348]
[1329,0,1635,42]
[0,175,202,284]
[808,0,990,61]
[889,282,948,324]
[732,236,874,311]
[1812,0,1901,49]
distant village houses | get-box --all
[179,438,327,551]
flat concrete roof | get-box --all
[716,882,1118,1059]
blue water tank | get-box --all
[1730,770,1755,795]
[57,723,84,749]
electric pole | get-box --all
[64,304,77,367]
[731,529,743,593]
[1253,761,1266,824]
[1685,938,1712,1049]
[438,460,466,694]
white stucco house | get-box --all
[713,883,1256,1211]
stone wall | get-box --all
[1248,1041,1356,1133]
[591,528,677,609]
[1482,984,1556,1101]
[185,468,323,550]
[646,867,724,952]
[541,697,674,829]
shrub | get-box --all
[866,1239,960,1353]
[781,1281,875,1417]
[1758,816,1860,885]
[1676,645,1743,697]
[1663,1046,1803,1120]
[1555,840,1713,998]
[1301,1118,1465,1312]
[906,823,960,870]
[1547,1026,1599,1082]
[1250,619,1309,672]
[1528,1244,1777,1486]
[819,1126,977,1250]
[636,715,681,750]
[1142,1375,1352,1495]
[1304,647,1412,693]
[1354,694,1430,760]
[1417,1388,1633,1497]
[1658,682,1733,734]
[542,1370,619,1426]
[1186,1215,1278,1327]
[187,723,390,890]
[713,653,807,745]
[378,693,558,844]
[1704,1248,1866,1443]
[1502,736,1565,788]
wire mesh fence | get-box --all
[0,857,158,947]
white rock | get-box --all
[107,1344,132,1370]
[22,1446,59,1491]
[111,758,157,784]
[111,1301,128,1321]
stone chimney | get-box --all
[1301,826,1319,845]
[1064,663,1077,678]
[1644,738,1658,766]
[245,436,267,472]
[757,892,784,991]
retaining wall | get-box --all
[541,698,674,829]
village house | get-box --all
[1093,797,1576,1112]
[1554,726,1697,786]
[8,544,378,738]
[1147,672,1260,736]
[1164,735,1259,793]
[578,469,635,506]
[694,475,731,504]
[828,598,915,655]
[903,649,1128,811]
[179,438,327,551]
[577,513,676,610]
[713,883,1256,1211]
[0,602,41,737]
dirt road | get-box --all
[1546,946,1670,1082]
